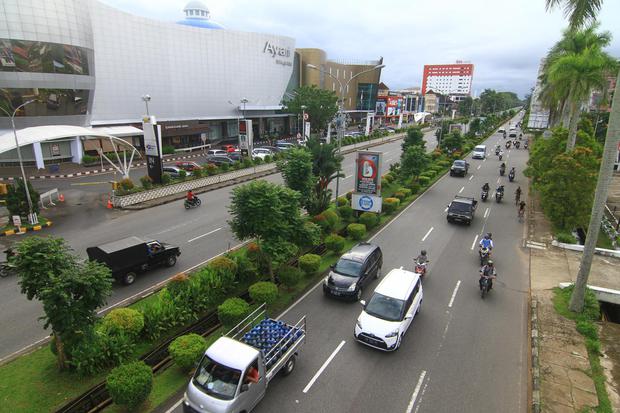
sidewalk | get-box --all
[529,190,620,412]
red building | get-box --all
[421,62,474,96]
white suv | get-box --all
[354,268,422,351]
[251,147,273,160]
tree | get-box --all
[13,237,112,369]
[284,86,339,133]
[399,146,430,180]
[458,96,474,116]
[277,148,314,207]
[469,118,482,136]
[228,180,319,279]
[440,130,464,152]
[401,127,425,151]
[305,138,344,215]
[6,178,40,218]
[543,0,620,312]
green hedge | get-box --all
[168,333,207,371]
[418,176,430,186]
[248,281,279,305]
[298,254,321,276]
[100,308,144,338]
[277,265,303,288]
[347,223,367,240]
[106,361,153,409]
[217,298,250,329]
[382,197,400,214]
[325,234,345,254]
[359,212,379,229]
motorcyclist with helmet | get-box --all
[480,260,497,290]
[414,250,429,277]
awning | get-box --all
[88,125,143,137]
[240,105,284,111]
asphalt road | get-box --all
[0,131,437,361]
[170,116,530,413]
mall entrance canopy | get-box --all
[0,125,142,178]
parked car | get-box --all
[205,155,234,166]
[221,144,237,153]
[275,142,296,151]
[449,160,469,177]
[323,242,383,301]
[252,148,273,160]
[163,166,191,178]
[256,145,281,153]
[354,267,423,351]
[227,151,242,161]
[87,236,180,285]
[175,161,202,171]
[386,127,396,133]
[207,149,227,156]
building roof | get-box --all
[0,125,141,155]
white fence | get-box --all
[39,188,60,209]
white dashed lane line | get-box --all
[421,227,434,242]
[303,340,346,394]
[471,234,479,250]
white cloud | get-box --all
[100,0,620,97]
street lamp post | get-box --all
[300,105,307,139]
[142,94,151,116]
[306,63,385,201]
[241,97,249,119]
[0,100,38,224]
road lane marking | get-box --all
[483,158,486,162]
[165,399,183,413]
[405,370,427,413]
[344,174,353,179]
[469,175,473,181]
[497,177,501,184]
[444,207,448,212]
[384,151,391,155]
[421,227,433,242]
[484,208,490,218]
[187,227,222,243]
[303,340,346,394]
[448,280,461,308]
[477,165,481,170]
[458,186,464,194]
[471,234,479,250]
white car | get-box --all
[207,149,227,156]
[354,268,423,351]
[251,147,273,160]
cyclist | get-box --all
[515,186,522,205]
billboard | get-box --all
[355,151,382,196]
[239,119,254,157]
[142,116,163,184]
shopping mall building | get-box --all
[0,0,299,166]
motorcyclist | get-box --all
[479,233,494,250]
[515,186,522,205]
[482,182,490,192]
[186,190,199,206]
[496,185,505,197]
[509,167,516,179]
[500,163,506,175]
[415,249,428,264]
[499,150,503,160]
[480,260,497,290]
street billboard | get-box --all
[352,150,382,213]
[238,119,254,157]
[142,116,163,184]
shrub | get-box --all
[168,333,207,371]
[179,170,187,180]
[298,254,321,276]
[347,223,367,240]
[337,205,354,221]
[418,176,430,186]
[231,253,258,283]
[139,175,153,189]
[192,168,203,178]
[162,145,175,155]
[205,163,218,175]
[82,154,98,165]
[119,178,134,191]
[166,273,191,299]
[217,298,250,328]
[106,361,153,409]
[422,170,436,178]
[264,155,272,163]
[325,233,346,254]
[312,213,329,232]
[408,180,421,194]
[277,265,303,288]
[382,197,400,214]
[70,330,134,376]
[393,191,406,202]
[556,232,577,244]
[249,281,278,305]
[337,197,348,207]
[322,209,340,230]
[398,188,412,198]
[242,158,253,169]
[382,174,393,184]
[359,212,379,229]
[100,308,145,338]
[430,148,443,159]
[220,163,230,172]
[208,256,238,281]
[345,191,353,201]
[161,173,172,185]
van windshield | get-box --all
[365,293,405,322]
[449,202,471,213]
[334,258,362,277]
[193,356,241,400]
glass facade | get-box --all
[357,83,378,111]
[0,39,90,75]
[0,88,90,117]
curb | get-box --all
[531,298,541,413]
[0,220,53,237]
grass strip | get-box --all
[552,287,612,413]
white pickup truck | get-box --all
[183,304,306,413]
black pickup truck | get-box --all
[446,196,478,225]
[87,236,181,285]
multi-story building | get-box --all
[421,61,474,96]
[527,59,550,130]
[0,0,296,166]
[294,48,383,116]
[589,74,617,112]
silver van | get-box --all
[472,145,486,159]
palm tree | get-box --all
[546,46,617,151]
[544,0,620,312]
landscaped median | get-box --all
[0,217,52,237]
[0,113,516,413]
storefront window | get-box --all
[357,83,378,111]
[0,88,90,117]
[0,39,90,75]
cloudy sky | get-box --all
[101,0,620,98]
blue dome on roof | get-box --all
[177,1,224,30]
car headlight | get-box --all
[348,283,357,291]
[356,319,362,329]
[323,276,329,285]
[385,329,399,338]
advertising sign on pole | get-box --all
[398,113,403,129]
[142,116,163,184]
[365,112,374,136]
[352,193,382,213]
[238,120,254,157]
[304,121,311,139]
[352,150,382,213]
[12,215,21,227]
[326,122,332,144]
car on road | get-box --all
[472,144,486,159]
[354,267,423,351]
[275,142,296,151]
[251,147,273,160]
[163,166,191,178]
[508,130,518,138]
[446,195,478,225]
[323,242,383,301]
[205,155,234,166]
[498,127,506,134]
[175,161,202,171]
[450,160,469,177]
[207,149,227,156]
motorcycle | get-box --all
[499,153,503,161]
[515,141,521,149]
[505,141,511,149]
[508,170,515,182]
[496,188,504,203]
[499,166,506,176]
[414,260,428,278]
[480,275,492,299]
[481,189,489,202]
[479,247,491,266]
[524,141,529,149]
[495,147,501,156]
[184,197,202,209]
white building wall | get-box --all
[89,1,295,124]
